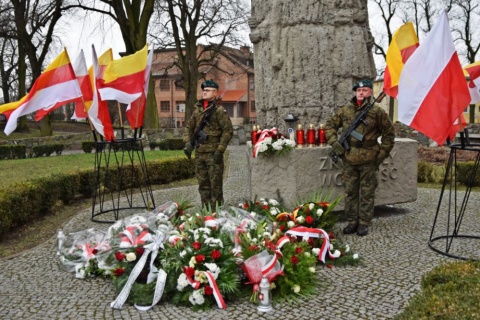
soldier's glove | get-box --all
[331,141,346,156]
[184,142,194,159]
[376,150,387,167]
[214,150,223,164]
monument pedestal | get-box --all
[247,138,418,209]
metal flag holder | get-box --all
[428,129,480,261]
[91,136,156,223]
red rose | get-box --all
[195,254,205,263]
[290,256,299,265]
[308,238,315,247]
[328,232,335,240]
[184,267,195,278]
[113,268,125,277]
[192,241,202,250]
[92,249,99,255]
[295,247,303,254]
[243,203,249,209]
[248,244,259,251]
[114,251,126,261]
[178,209,183,216]
[305,216,314,225]
[280,225,286,232]
[204,285,214,295]
[211,249,221,259]
[136,247,145,256]
[262,205,268,210]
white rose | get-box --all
[125,252,137,262]
[292,285,301,293]
[316,208,324,216]
[353,253,359,259]
[250,211,256,218]
[308,203,315,211]
[296,216,305,224]
[312,248,320,256]
[189,256,197,268]
[309,267,316,273]
[304,252,311,257]
[287,221,295,228]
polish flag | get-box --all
[463,61,480,104]
[397,11,470,146]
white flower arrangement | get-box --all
[254,133,296,157]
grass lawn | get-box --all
[0,149,185,189]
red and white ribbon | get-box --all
[252,127,279,158]
[286,226,335,263]
[204,216,219,229]
[204,271,226,309]
[119,226,152,248]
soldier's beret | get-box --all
[201,79,219,90]
[352,79,373,91]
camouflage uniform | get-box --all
[325,96,395,226]
[183,99,233,209]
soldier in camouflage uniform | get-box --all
[325,79,395,236]
[183,80,233,209]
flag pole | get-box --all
[117,101,124,140]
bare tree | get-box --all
[150,0,250,120]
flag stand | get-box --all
[428,129,480,261]
[90,137,156,223]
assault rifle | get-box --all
[329,91,387,163]
[184,100,218,159]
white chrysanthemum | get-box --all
[312,248,320,256]
[287,221,295,228]
[249,211,257,218]
[264,137,273,144]
[189,289,205,305]
[269,207,279,216]
[316,208,324,216]
[296,216,305,224]
[257,142,268,153]
[271,140,284,150]
[268,199,279,206]
[205,263,220,279]
[292,285,301,293]
[309,267,316,273]
[353,253,359,259]
[180,250,187,257]
[125,252,136,262]
[284,139,296,147]
[177,273,189,291]
[331,250,341,258]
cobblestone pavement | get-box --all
[1,145,479,320]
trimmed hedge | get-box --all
[418,160,479,186]
[0,145,27,160]
[31,144,64,157]
[0,157,195,239]
[151,138,184,151]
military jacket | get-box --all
[183,99,233,153]
[325,96,395,165]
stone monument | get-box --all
[249,0,376,132]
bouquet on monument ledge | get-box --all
[252,127,296,158]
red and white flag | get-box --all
[1,49,82,135]
[464,61,480,104]
[397,11,470,146]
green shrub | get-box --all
[0,157,195,239]
[158,139,184,150]
[82,141,94,153]
[149,141,157,150]
[32,144,64,157]
[417,161,446,184]
[0,145,27,160]
[455,162,480,187]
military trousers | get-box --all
[342,162,378,226]
[195,151,224,209]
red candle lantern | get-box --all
[251,125,258,145]
[296,124,305,147]
[318,123,327,146]
[307,124,316,147]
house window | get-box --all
[175,82,184,90]
[249,78,255,91]
[176,101,186,112]
[160,101,170,112]
[160,79,170,91]
[250,101,256,112]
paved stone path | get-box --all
[1,145,479,320]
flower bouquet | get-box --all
[252,127,296,158]
[161,211,240,311]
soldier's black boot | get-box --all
[343,223,358,235]
[356,224,369,236]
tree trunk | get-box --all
[16,38,29,132]
[39,115,52,136]
[470,104,475,124]
[143,78,158,129]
